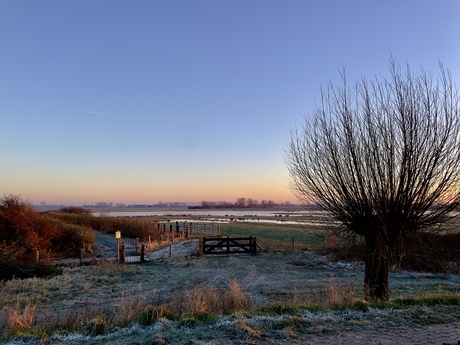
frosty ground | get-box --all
[1,231,460,344]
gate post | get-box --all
[121,244,126,264]
[141,243,145,262]
[200,237,204,255]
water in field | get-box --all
[91,209,331,225]
[93,209,303,217]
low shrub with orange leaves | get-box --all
[0,195,57,262]
[0,195,96,263]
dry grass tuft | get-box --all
[168,278,253,317]
[236,316,262,339]
[112,287,147,327]
[326,280,357,308]
[2,300,37,336]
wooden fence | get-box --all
[200,236,257,255]
[156,221,220,240]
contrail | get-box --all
[85,110,112,116]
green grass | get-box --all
[220,222,327,249]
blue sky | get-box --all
[1,0,459,205]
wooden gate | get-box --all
[200,236,257,255]
[119,238,146,263]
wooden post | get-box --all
[218,225,221,236]
[80,249,84,265]
[199,237,204,255]
[136,238,139,253]
[252,237,257,255]
[141,243,145,262]
[36,250,40,263]
[121,244,126,264]
[169,243,172,258]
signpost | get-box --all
[115,231,121,263]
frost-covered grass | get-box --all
[1,251,459,343]
[4,302,460,344]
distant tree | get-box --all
[285,60,460,301]
[235,197,247,208]
[201,201,211,209]
[247,198,258,208]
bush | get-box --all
[322,229,460,273]
[394,231,460,272]
[48,218,96,255]
[47,212,159,241]
[0,195,57,262]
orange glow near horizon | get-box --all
[3,171,297,206]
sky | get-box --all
[1,1,459,206]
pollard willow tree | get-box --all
[285,60,460,301]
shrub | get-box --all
[0,195,57,262]
[321,229,460,273]
[48,218,96,255]
[47,212,159,241]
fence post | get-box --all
[218,225,221,236]
[141,243,145,262]
[252,237,257,255]
[121,244,126,264]
[136,238,139,253]
[199,237,204,255]
[169,242,172,258]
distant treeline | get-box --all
[189,198,299,209]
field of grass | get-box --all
[1,213,460,344]
[1,246,459,343]
[220,222,328,251]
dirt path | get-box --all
[91,231,199,260]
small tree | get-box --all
[285,60,460,301]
